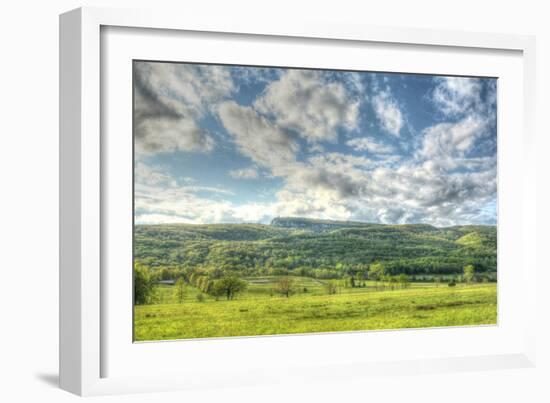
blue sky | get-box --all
[134,61,497,227]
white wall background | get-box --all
[0,1,548,402]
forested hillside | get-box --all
[134,217,496,280]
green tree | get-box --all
[197,276,212,293]
[464,265,475,284]
[174,277,186,303]
[212,275,248,300]
[356,264,369,280]
[324,281,338,295]
[396,273,410,288]
[368,262,386,281]
[273,277,296,298]
[134,262,155,305]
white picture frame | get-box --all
[59,6,537,396]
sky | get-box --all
[133,61,497,227]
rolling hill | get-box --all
[134,217,496,278]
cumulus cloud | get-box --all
[284,164,363,200]
[261,141,497,226]
[133,62,497,227]
[372,89,404,136]
[135,117,215,154]
[431,76,482,116]
[265,153,373,220]
[217,101,298,172]
[254,69,359,143]
[346,137,395,154]
[134,62,234,155]
[285,161,494,226]
[419,115,487,161]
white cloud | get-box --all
[133,64,496,227]
[229,167,260,179]
[309,152,373,170]
[135,164,281,224]
[217,101,299,172]
[346,137,394,154]
[260,143,497,226]
[432,76,482,116]
[135,62,234,117]
[372,89,404,136]
[136,214,197,225]
[272,154,372,216]
[135,162,176,187]
[134,62,235,156]
[136,153,496,226]
[230,66,281,86]
[419,115,487,165]
[254,69,359,143]
[135,117,215,155]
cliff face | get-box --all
[270,217,366,231]
[269,217,442,233]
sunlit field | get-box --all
[134,278,496,341]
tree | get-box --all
[174,277,186,303]
[463,265,475,284]
[197,276,212,293]
[212,275,248,300]
[396,273,410,288]
[205,267,224,279]
[368,262,386,281]
[324,282,338,295]
[381,274,397,290]
[134,262,155,305]
[273,277,296,298]
[356,264,369,280]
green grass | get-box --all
[134,282,497,341]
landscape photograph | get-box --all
[133,60,497,341]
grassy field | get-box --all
[134,279,497,341]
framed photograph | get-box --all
[60,7,537,396]
[131,59,499,342]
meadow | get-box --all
[133,218,497,341]
[134,277,497,341]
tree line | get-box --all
[134,260,482,305]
